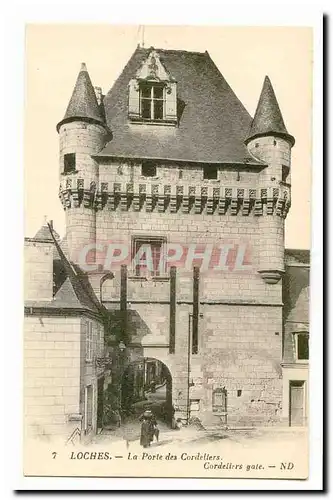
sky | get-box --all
[25,25,312,248]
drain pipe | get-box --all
[187,266,201,424]
[186,313,192,423]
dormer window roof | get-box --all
[128,49,177,125]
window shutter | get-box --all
[165,82,177,122]
[128,79,140,119]
[84,322,88,360]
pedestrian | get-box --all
[139,408,158,447]
[150,379,156,393]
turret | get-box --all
[57,63,111,264]
[245,76,295,284]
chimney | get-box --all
[24,238,54,301]
[94,86,102,106]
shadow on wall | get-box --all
[283,267,309,320]
[105,309,151,347]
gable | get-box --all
[136,49,174,82]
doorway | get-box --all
[289,380,305,426]
[84,385,93,433]
[97,377,104,431]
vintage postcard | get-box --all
[23,24,316,483]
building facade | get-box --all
[282,250,310,426]
[24,224,108,443]
[24,46,310,442]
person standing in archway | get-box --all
[139,408,158,447]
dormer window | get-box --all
[128,50,177,125]
[140,83,165,120]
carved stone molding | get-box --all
[258,269,284,285]
[58,180,291,218]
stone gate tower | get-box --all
[57,47,295,427]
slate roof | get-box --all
[283,262,309,365]
[54,234,69,260]
[51,277,90,309]
[97,47,262,165]
[46,223,103,314]
[283,274,309,364]
[283,249,310,333]
[34,222,59,242]
[285,249,310,265]
[25,222,105,315]
[57,63,106,132]
[245,76,295,146]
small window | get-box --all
[64,153,76,174]
[142,161,157,177]
[132,236,166,277]
[85,321,93,362]
[282,165,289,183]
[295,333,309,361]
[203,165,218,180]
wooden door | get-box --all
[84,385,93,432]
[97,377,104,430]
[289,381,305,426]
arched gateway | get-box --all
[99,351,174,431]
[121,358,173,425]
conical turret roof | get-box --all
[34,220,60,241]
[57,63,105,132]
[245,76,295,146]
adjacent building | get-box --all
[24,223,108,443]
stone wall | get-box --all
[24,315,82,441]
[98,160,259,186]
[24,313,104,442]
[94,204,284,425]
[195,304,283,426]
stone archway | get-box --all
[120,357,173,426]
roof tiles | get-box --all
[57,63,105,132]
[245,76,295,146]
[98,47,261,164]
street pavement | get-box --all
[90,382,307,469]
[91,417,307,454]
